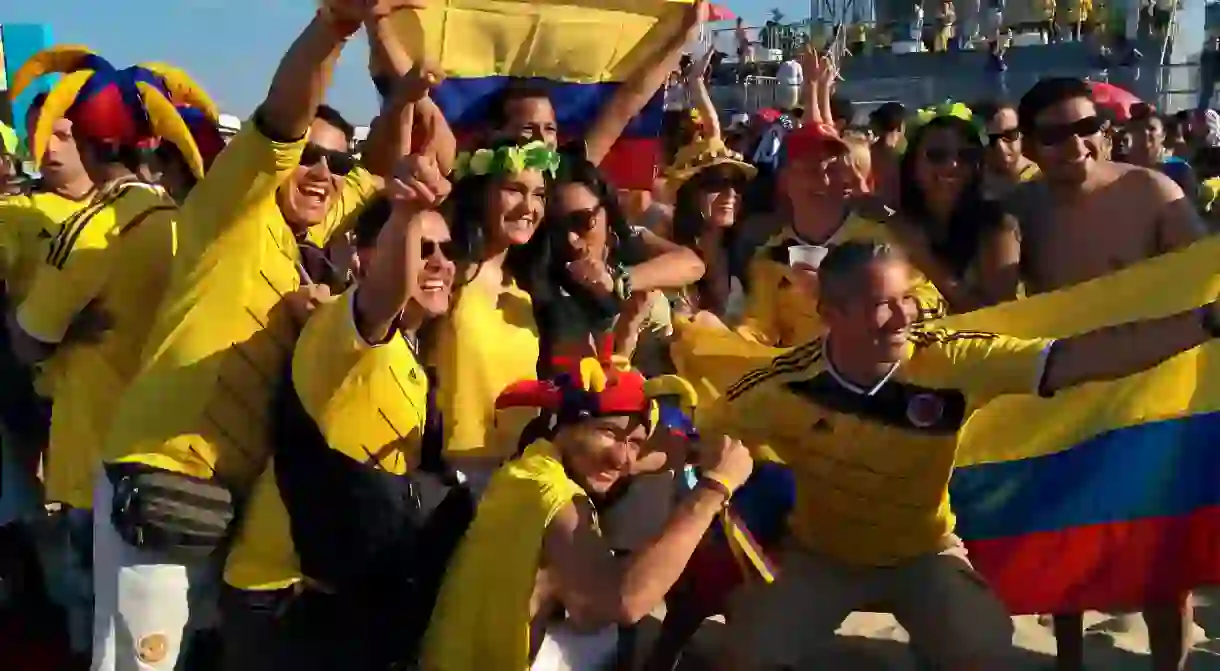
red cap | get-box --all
[755,108,781,124]
[784,123,848,163]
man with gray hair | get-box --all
[701,241,1220,669]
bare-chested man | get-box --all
[1011,77,1204,671]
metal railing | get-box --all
[710,63,1212,118]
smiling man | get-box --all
[706,240,1220,670]
[1009,77,1207,671]
[91,2,418,669]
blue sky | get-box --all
[3,0,797,123]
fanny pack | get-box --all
[107,463,236,561]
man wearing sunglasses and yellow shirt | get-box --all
[93,2,424,669]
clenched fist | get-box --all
[698,435,754,494]
[284,283,334,326]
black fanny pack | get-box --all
[108,463,236,561]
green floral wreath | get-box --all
[452,140,562,180]
[905,100,987,147]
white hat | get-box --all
[728,112,751,131]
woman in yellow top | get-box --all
[433,141,561,488]
[220,154,458,670]
[422,355,754,671]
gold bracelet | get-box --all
[698,473,733,504]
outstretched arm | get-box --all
[584,0,707,166]
[1040,301,1218,396]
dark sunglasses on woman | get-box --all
[987,129,1021,146]
[300,142,357,176]
[693,168,745,192]
[1032,115,1107,146]
[922,146,982,166]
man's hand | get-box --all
[388,154,451,209]
[283,284,334,327]
[394,62,444,105]
[698,435,754,493]
[790,262,819,299]
[682,0,709,40]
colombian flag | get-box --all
[944,234,1220,614]
[672,236,1220,615]
[391,0,685,189]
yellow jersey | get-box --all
[0,187,96,303]
[422,439,586,670]
[15,180,177,509]
[224,288,429,590]
[433,281,540,460]
[737,214,947,347]
[700,326,1053,566]
[102,117,379,495]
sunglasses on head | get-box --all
[421,238,459,261]
[922,146,982,166]
[987,129,1021,146]
[300,142,357,176]
[1032,116,1107,146]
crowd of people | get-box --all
[2,0,1220,669]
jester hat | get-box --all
[9,46,218,179]
[496,337,698,435]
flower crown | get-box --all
[453,140,562,180]
[906,100,986,145]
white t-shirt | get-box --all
[776,59,804,86]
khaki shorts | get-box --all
[725,537,1014,668]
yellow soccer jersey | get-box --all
[700,326,1053,566]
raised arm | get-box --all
[687,49,720,140]
[584,0,707,166]
[363,12,457,175]
[261,1,377,141]
[543,435,752,627]
[354,155,451,342]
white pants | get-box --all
[91,470,221,671]
[532,624,619,671]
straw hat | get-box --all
[664,136,757,190]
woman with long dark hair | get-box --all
[543,154,704,365]
[432,140,560,490]
[894,106,1021,311]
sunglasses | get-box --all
[1032,116,1107,146]
[922,146,982,166]
[421,238,459,261]
[558,207,603,234]
[300,142,357,176]
[694,172,745,192]
[987,129,1021,146]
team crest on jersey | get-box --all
[906,393,945,428]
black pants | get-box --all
[220,584,393,671]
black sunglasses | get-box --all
[694,172,745,192]
[300,142,357,176]
[558,207,603,235]
[987,129,1021,146]
[1032,116,1107,146]
[922,146,982,166]
[421,238,459,261]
